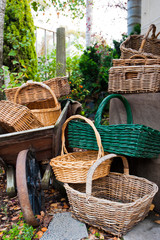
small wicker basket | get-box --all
[0,100,43,132]
[65,154,158,237]
[108,65,160,93]
[50,115,111,183]
[4,76,70,104]
[14,81,61,126]
[120,24,160,59]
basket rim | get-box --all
[64,172,158,207]
[50,150,110,167]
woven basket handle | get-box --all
[61,114,104,160]
[86,154,129,197]
[129,54,147,59]
[94,94,133,126]
[139,24,156,52]
[14,81,59,106]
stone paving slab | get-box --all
[124,212,160,240]
[40,212,88,240]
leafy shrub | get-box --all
[3,0,38,81]
[66,54,89,105]
[79,43,113,98]
[2,213,36,240]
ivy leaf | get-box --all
[8,50,17,56]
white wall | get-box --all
[141,0,160,34]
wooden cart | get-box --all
[0,99,81,226]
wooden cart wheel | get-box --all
[16,149,43,227]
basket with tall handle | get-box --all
[14,81,61,126]
[65,153,158,236]
[50,115,111,183]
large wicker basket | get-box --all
[0,100,43,132]
[120,24,160,59]
[4,76,70,104]
[50,115,111,183]
[65,154,158,237]
[68,94,160,158]
[108,65,160,93]
[14,81,61,126]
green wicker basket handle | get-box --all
[14,81,59,107]
[139,24,156,52]
[94,94,133,126]
[61,114,104,160]
[86,153,129,197]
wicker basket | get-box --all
[68,94,160,158]
[113,55,160,67]
[108,65,160,93]
[65,154,158,237]
[120,24,160,59]
[50,115,112,183]
[4,76,70,104]
[0,100,43,132]
[14,82,61,126]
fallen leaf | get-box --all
[0,232,3,237]
[0,227,7,232]
[63,203,69,209]
[36,231,43,239]
[154,220,160,224]
[150,204,155,211]
[40,211,45,217]
[2,216,7,221]
[11,216,19,221]
[50,203,58,208]
[155,213,160,217]
[41,227,47,232]
[89,227,97,234]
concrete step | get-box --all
[40,212,88,240]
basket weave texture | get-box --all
[113,57,160,67]
[68,94,160,158]
[50,115,112,183]
[65,154,158,237]
[120,24,160,59]
[14,81,61,126]
[0,100,43,132]
[4,77,70,104]
[108,65,160,93]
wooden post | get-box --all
[56,27,66,76]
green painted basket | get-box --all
[68,94,160,158]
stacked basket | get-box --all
[108,24,160,93]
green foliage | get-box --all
[35,49,57,82]
[66,53,89,104]
[130,23,141,35]
[79,43,113,98]
[2,213,36,240]
[31,0,86,19]
[3,0,38,82]
[113,33,128,59]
